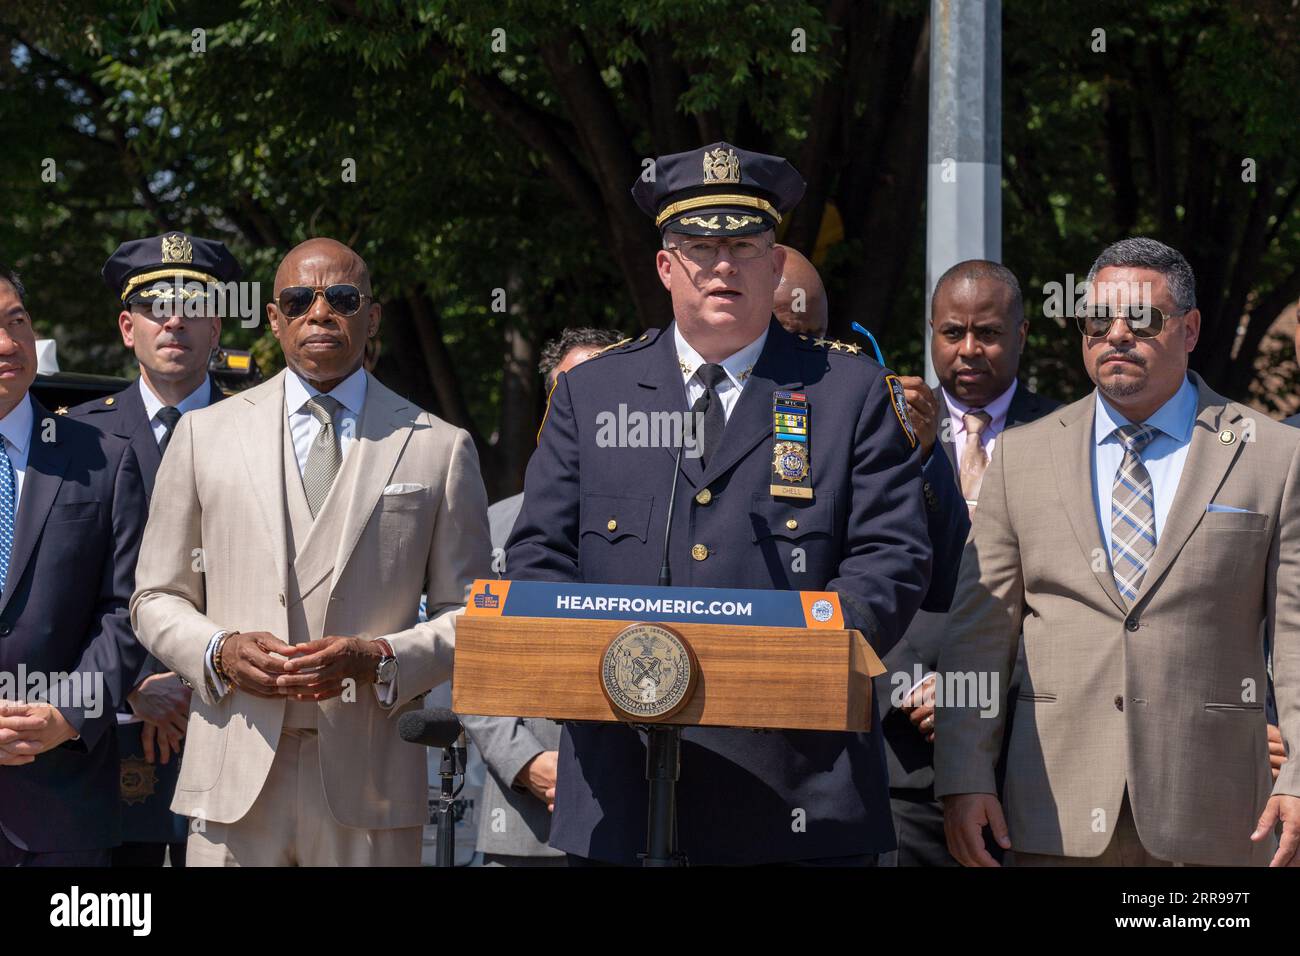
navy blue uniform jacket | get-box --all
[0,398,147,853]
[68,378,223,844]
[506,319,933,863]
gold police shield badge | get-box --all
[601,623,698,721]
[120,756,158,806]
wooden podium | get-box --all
[452,580,885,864]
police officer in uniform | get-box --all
[506,143,933,865]
[67,232,240,866]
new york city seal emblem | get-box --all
[600,623,698,721]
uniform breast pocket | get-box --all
[748,493,836,587]
[748,493,835,542]
[580,493,654,545]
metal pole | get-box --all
[925,0,1002,387]
[642,725,683,866]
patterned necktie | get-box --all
[693,363,729,469]
[303,395,343,518]
[959,410,993,506]
[1111,423,1158,604]
[0,441,13,596]
[156,405,182,455]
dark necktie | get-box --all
[156,405,182,455]
[691,363,729,469]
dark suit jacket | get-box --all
[0,396,147,853]
[67,377,223,843]
[507,319,932,864]
[68,377,224,499]
[878,380,1061,793]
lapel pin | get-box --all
[1218,429,1235,445]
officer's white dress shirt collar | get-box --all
[284,364,367,418]
[673,324,768,392]
[139,374,214,446]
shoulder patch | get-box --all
[884,374,917,449]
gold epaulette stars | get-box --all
[813,337,861,354]
[55,406,69,416]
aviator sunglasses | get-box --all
[1074,303,1183,339]
[276,284,368,319]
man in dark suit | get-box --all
[66,233,240,867]
[506,143,932,865]
[882,260,1060,865]
[0,264,148,866]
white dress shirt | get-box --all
[138,375,215,445]
[1091,374,1197,557]
[284,366,367,474]
[674,324,768,423]
[0,393,34,513]
[941,379,1019,461]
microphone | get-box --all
[658,439,686,588]
[398,707,463,749]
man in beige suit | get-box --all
[131,238,491,865]
[936,237,1300,867]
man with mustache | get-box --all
[0,264,148,865]
[883,260,1058,866]
[937,237,1300,866]
[68,232,240,867]
[507,143,932,865]
[131,237,491,865]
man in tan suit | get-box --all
[131,238,491,865]
[936,237,1300,867]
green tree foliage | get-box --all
[2,0,1298,497]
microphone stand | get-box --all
[640,438,688,867]
[435,731,467,868]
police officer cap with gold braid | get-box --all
[632,142,806,237]
[103,232,242,306]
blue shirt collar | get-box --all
[0,393,33,455]
[1094,373,1197,446]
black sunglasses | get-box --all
[1075,304,1180,339]
[276,284,368,319]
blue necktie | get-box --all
[0,440,14,595]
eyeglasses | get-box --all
[276,284,368,319]
[666,238,772,265]
[1075,304,1182,339]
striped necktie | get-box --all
[1110,423,1158,604]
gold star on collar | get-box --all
[682,361,754,384]
[55,406,69,416]
[813,337,832,349]
[843,342,862,355]
[828,340,845,351]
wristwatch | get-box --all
[375,639,397,684]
